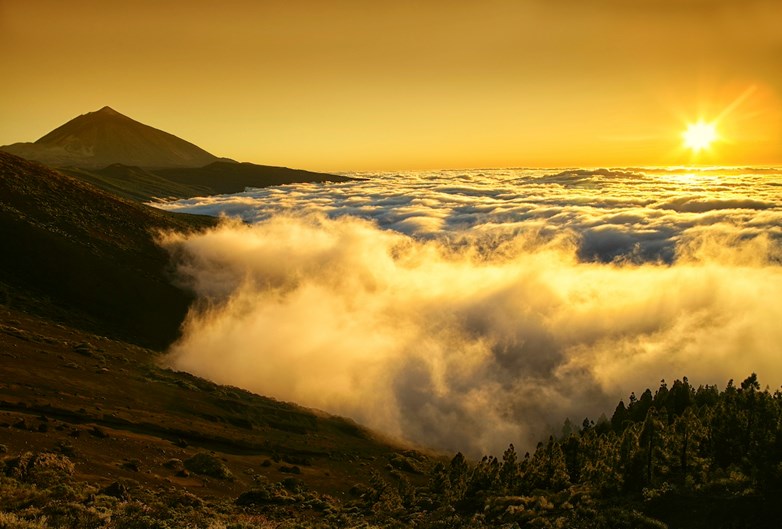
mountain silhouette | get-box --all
[2,106,355,200]
[1,106,220,169]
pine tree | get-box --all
[498,444,519,493]
[619,425,644,491]
[673,406,706,486]
[669,376,693,417]
[529,436,570,491]
[447,452,470,502]
[653,379,669,415]
[639,407,662,484]
[611,400,628,433]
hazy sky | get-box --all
[2,0,781,170]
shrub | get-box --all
[388,453,423,474]
[112,501,172,529]
[0,512,49,529]
[280,477,304,492]
[40,502,110,529]
[236,488,273,506]
[3,452,75,487]
[0,477,50,510]
[184,453,233,480]
[162,488,203,508]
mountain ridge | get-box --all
[1,106,221,169]
[1,106,355,201]
[157,160,356,196]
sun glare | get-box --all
[683,121,717,152]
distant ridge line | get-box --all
[1,106,355,201]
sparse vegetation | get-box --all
[2,374,782,527]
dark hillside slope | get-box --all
[0,151,215,348]
[59,164,212,202]
[60,161,355,202]
[158,160,355,195]
[0,307,426,505]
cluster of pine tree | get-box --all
[409,374,782,528]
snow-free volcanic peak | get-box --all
[1,106,220,169]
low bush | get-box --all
[3,452,75,487]
[184,453,233,480]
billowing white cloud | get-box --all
[155,167,782,455]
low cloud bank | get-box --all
[158,200,782,454]
[158,168,782,264]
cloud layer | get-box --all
[155,167,782,454]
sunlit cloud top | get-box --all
[156,168,782,454]
[157,167,782,264]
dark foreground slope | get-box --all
[0,308,426,517]
[0,151,215,348]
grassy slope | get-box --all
[0,307,424,502]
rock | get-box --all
[163,458,184,470]
[73,342,95,357]
[89,426,108,438]
[101,481,130,500]
[121,459,141,472]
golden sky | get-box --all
[1,0,781,170]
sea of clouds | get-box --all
[154,167,782,455]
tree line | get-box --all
[364,373,782,527]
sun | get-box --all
[682,121,717,152]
